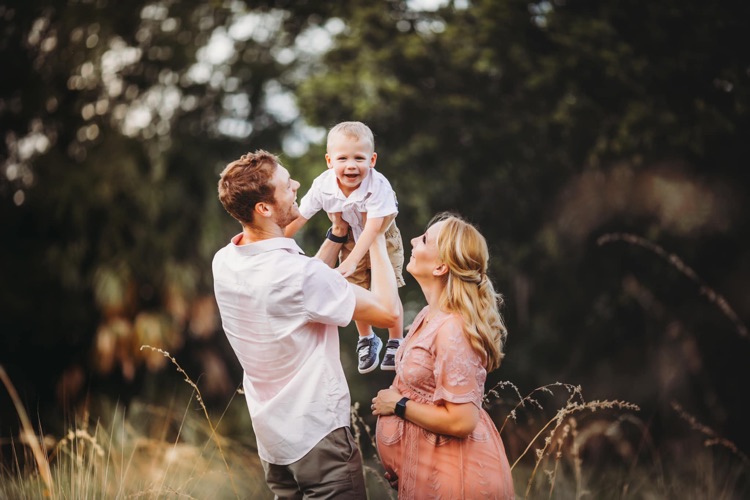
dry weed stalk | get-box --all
[485,381,584,435]
[484,381,638,498]
[569,418,584,500]
[671,401,750,466]
[351,403,378,452]
[56,429,104,456]
[0,364,54,492]
[545,420,571,499]
[597,233,748,338]
[513,399,640,499]
[51,420,111,497]
[139,345,239,498]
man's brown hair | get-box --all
[218,150,279,225]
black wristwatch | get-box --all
[326,227,348,244]
[395,397,409,419]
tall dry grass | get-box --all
[5,253,750,500]
[3,362,749,499]
[0,356,270,499]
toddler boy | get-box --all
[285,121,405,373]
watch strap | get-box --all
[326,227,348,244]
[395,397,409,419]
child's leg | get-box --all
[355,320,373,338]
[355,320,382,374]
[380,299,404,371]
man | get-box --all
[212,150,400,499]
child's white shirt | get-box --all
[298,168,398,242]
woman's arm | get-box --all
[350,214,399,328]
[372,317,485,437]
[372,387,479,438]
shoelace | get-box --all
[359,345,371,359]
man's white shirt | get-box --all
[212,235,356,464]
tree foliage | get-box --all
[1,0,749,450]
[0,0,341,414]
[294,0,750,446]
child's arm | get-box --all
[337,214,395,278]
[284,215,309,238]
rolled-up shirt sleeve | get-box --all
[302,258,356,327]
[298,180,323,220]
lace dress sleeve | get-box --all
[432,316,486,407]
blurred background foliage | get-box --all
[1,0,749,462]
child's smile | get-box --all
[326,133,377,196]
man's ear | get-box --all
[254,201,273,219]
[433,263,448,277]
[369,152,378,168]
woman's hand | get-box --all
[371,387,403,416]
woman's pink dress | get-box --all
[376,307,515,499]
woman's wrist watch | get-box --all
[395,397,409,418]
[326,227,348,243]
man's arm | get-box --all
[336,215,385,278]
[284,215,309,238]
[314,212,349,268]
[351,215,399,328]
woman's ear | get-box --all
[433,263,448,277]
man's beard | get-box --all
[273,203,298,229]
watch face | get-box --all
[396,397,408,418]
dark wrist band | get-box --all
[395,397,409,419]
[326,227,348,244]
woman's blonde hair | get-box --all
[432,212,507,372]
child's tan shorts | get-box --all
[340,220,405,290]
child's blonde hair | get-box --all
[432,212,507,372]
[327,121,375,153]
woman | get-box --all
[371,213,514,499]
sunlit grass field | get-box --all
[2,351,748,499]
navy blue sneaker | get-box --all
[356,335,383,374]
[380,339,401,371]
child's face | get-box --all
[325,133,376,195]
